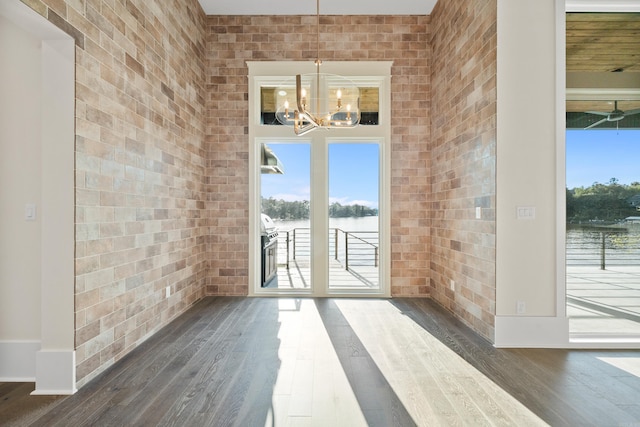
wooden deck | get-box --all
[268,262,640,335]
[265,259,379,291]
[3,297,640,426]
[567,265,640,336]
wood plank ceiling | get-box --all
[567,13,640,73]
[566,13,640,118]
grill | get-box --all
[260,214,278,287]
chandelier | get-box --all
[274,0,360,136]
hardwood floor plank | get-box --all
[28,297,228,426]
[0,383,62,427]
[158,300,263,425]
[391,299,588,426]
[2,297,640,427]
[174,298,279,426]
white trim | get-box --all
[32,350,77,395]
[247,61,392,298]
[199,0,438,16]
[566,88,640,101]
[559,0,640,347]
[566,0,640,12]
[555,0,568,326]
[0,341,40,381]
[494,316,570,347]
[1,0,77,394]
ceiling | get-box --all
[566,12,640,126]
[197,0,438,15]
[195,1,639,124]
[566,12,640,73]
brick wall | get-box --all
[205,15,431,296]
[19,0,497,388]
[430,0,497,340]
[22,0,208,387]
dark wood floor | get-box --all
[2,297,640,426]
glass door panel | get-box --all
[565,123,640,337]
[328,143,380,291]
[260,142,311,290]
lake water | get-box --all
[273,216,379,266]
[567,225,640,266]
[272,219,640,268]
[273,216,379,232]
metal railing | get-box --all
[333,228,379,271]
[278,227,379,271]
[567,229,640,269]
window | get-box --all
[248,61,392,297]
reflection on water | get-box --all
[273,216,379,232]
[567,225,640,267]
[273,217,380,267]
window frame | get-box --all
[247,61,392,297]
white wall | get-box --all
[0,0,76,393]
[494,0,569,346]
[0,13,43,343]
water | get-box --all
[273,216,379,232]
[272,220,640,268]
[272,216,379,266]
[567,225,640,266]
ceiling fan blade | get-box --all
[584,111,610,116]
[623,108,640,116]
[584,117,608,130]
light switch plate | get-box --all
[516,206,536,220]
[25,204,36,221]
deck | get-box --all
[568,265,640,336]
[269,262,640,335]
[265,259,379,291]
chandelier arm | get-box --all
[275,0,361,134]
[295,74,305,113]
[295,74,318,127]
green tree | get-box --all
[262,198,376,220]
[567,179,639,223]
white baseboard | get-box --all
[494,316,570,347]
[0,340,39,381]
[31,350,77,395]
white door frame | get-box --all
[247,61,392,297]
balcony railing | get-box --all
[567,229,640,269]
[278,228,379,271]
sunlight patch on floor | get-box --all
[335,299,549,426]
[598,356,640,378]
[266,299,368,427]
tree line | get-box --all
[567,178,640,223]
[262,197,378,220]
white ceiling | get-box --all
[197,0,438,15]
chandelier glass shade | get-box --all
[273,0,360,136]
[274,73,361,135]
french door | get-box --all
[253,136,386,297]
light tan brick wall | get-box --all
[19,0,497,387]
[22,0,208,387]
[205,15,431,296]
[430,0,497,340]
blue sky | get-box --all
[261,142,379,208]
[566,129,640,188]
[263,130,640,197]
